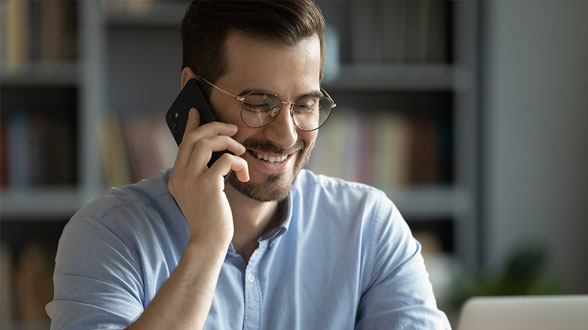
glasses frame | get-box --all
[195,75,336,132]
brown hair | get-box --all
[180,0,326,96]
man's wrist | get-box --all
[184,237,229,265]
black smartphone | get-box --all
[166,78,227,167]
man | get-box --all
[47,1,450,329]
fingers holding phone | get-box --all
[166,78,250,246]
[168,108,249,246]
[175,109,245,173]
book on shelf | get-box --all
[0,242,56,325]
[2,110,76,189]
[123,117,177,183]
[373,112,411,188]
[381,1,407,63]
[99,114,177,186]
[7,111,30,188]
[409,114,439,184]
[98,112,132,188]
[350,2,382,63]
[1,0,77,71]
[0,244,15,322]
[404,0,431,63]
[424,0,449,63]
[39,0,77,61]
[342,0,450,65]
[0,121,8,187]
[307,108,452,189]
[28,112,52,186]
[15,243,53,323]
[1,0,29,70]
[100,0,158,14]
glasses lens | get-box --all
[292,96,333,131]
[241,93,281,128]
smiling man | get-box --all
[47,1,450,329]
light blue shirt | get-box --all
[47,169,450,329]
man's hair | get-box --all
[181,0,326,96]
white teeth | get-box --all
[253,152,288,163]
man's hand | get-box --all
[168,108,249,249]
[126,108,249,330]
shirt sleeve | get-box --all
[355,192,452,330]
[46,216,145,330]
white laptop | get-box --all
[457,295,588,330]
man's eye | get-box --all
[294,99,317,112]
[243,94,278,112]
[243,103,271,112]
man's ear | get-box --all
[181,67,197,88]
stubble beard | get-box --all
[228,140,314,202]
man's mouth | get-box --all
[249,150,291,164]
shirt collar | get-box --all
[260,193,293,241]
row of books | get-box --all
[100,0,161,14]
[307,109,453,188]
[1,0,77,71]
[97,109,453,189]
[0,111,77,188]
[0,109,451,190]
[0,242,53,324]
[344,0,450,64]
[98,113,177,188]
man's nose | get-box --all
[263,103,298,149]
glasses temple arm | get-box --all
[195,74,242,100]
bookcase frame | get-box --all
[0,0,483,267]
[0,1,482,327]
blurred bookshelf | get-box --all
[1,1,94,327]
[0,0,482,327]
[327,64,454,90]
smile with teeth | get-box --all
[251,151,289,164]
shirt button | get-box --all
[247,274,255,283]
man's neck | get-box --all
[225,185,281,262]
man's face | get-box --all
[209,30,322,202]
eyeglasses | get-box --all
[196,75,336,131]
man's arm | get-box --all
[125,240,226,330]
[48,108,248,330]
[355,193,451,330]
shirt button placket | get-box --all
[243,241,267,330]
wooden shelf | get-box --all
[103,3,186,27]
[385,186,467,219]
[0,61,78,87]
[323,64,454,91]
[0,321,50,330]
[0,187,98,220]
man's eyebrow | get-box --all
[238,88,323,100]
[238,88,275,97]
[294,90,323,100]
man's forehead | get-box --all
[222,29,321,69]
[219,30,322,92]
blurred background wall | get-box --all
[483,0,588,293]
[1,1,587,329]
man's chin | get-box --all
[229,140,314,202]
[227,172,293,202]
